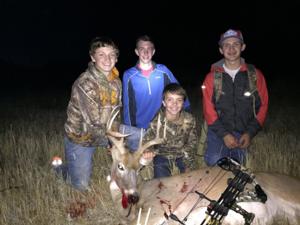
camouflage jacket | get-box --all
[143,109,198,169]
[64,62,122,147]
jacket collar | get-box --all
[211,58,247,73]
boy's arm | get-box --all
[245,69,269,138]
[122,72,132,126]
[182,118,198,170]
[202,72,229,139]
[256,70,268,126]
[75,82,107,141]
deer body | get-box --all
[106,108,300,225]
[108,160,300,225]
[130,169,300,225]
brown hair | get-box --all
[135,35,155,49]
[89,36,119,56]
[163,83,187,101]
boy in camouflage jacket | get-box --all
[62,37,122,191]
[143,83,197,178]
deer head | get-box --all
[106,107,164,215]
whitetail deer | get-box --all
[106,108,300,225]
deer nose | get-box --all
[128,192,139,204]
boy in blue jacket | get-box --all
[121,35,190,150]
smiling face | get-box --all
[219,37,246,63]
[163,92,185,120]
[135,40,155,65]
[90,46,118,76]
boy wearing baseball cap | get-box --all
[201,29,269,166]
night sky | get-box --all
[0,0,299,93]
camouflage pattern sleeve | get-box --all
[65,64,122,147]
[75,81,108,144]
[182,116,198,170]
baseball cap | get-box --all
[219,29,244,46]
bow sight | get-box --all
[169,157,267,225]
[197,157,266,225]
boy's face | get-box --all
[163,92,184,117]
[219,37,245,62]
[135,41,155,64]
[90,46,118,76]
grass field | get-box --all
[0,81,299,225]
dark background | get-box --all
[0,0,299,95]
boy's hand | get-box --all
[142,150,156,160]
[139,150,156,166]
[239,133,251,149]
[223,134,239,149]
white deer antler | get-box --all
[106,106,129,154]
[136,207,152,225]
[135,113,165,158]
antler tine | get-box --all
[106,106,129,138]
[106,106,130,155]
[138,138,164,153]
[107,135,127,155]
[136,113,165,155]
[106,106,120,131]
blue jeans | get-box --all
[119,124,145,151]
[204,128,246,166]
[63,137,96,191]
[153,155,186,178]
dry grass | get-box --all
[0,86,299,225]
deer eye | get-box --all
[118,163,125,171]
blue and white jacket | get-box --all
[122,62,190,129]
